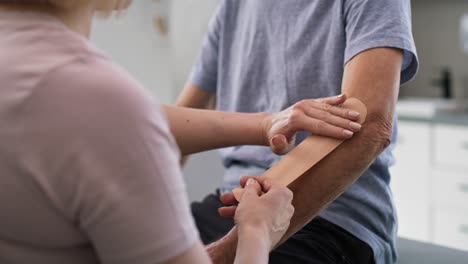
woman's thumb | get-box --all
[271,134,288,155]
[242,178,261,199]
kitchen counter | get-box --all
[398,112,468,126]
[397,238,468,264]
[397,98,468,126]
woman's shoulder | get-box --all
[36,54,163,134]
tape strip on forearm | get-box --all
[233,98,368,202]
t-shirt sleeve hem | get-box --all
[344,38,419,85]
[147,227,199,264]
[189,69,217,93]
[113,225,200,264]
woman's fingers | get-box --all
[293,116,355,139]
[270,134,291,155]
[264,184,293,205]
[284,99,362,139]
[219,179,261,218]
[327,105,361,121]
[240,176,266,189]
[303,108,362,133]
[241,178,262,200]
[316,94,347,106]
[306,100,360,121]
[266,96,361,154]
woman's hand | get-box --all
[234,178,294,251]
[262,94,362,155]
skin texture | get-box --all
[185,47,404,263]
[163,96,361,156]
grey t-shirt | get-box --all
[190,0,418,263]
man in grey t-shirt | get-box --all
[178,1,418,263]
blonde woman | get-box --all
[0,1,363,263]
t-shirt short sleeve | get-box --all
[188,2,226,93]
[344,0,419,84]
[34,57,199,264]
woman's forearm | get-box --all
[234,225,270,264]
[163,105,269,155]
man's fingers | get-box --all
[220,192,238,205]
[218,206,237,218]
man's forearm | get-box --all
[282,48,403,240]
[284,119,391,238]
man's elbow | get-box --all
[361,113,394,154]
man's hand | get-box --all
[263,94,362,155]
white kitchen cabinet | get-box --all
[434,209,468,252]
[391,122,432,200]
[431,125,468,251]
[392,119,468,252]
[391,121,432,242]
[434,169,468,210]
[91,1,174,103]
[434,125,468,170]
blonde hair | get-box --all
[0,0,131,12]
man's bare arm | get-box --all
[215,48,404,263]
[283,47,403,239]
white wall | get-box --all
[91,0,224,202]
[170,0,224,202]
[91,1,173,103]
[169,0,220,99]
[403,0,468,99]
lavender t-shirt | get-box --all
[0,12,198,264]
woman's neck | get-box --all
[0,3,95,38]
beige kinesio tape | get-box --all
[233,98,367,202]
